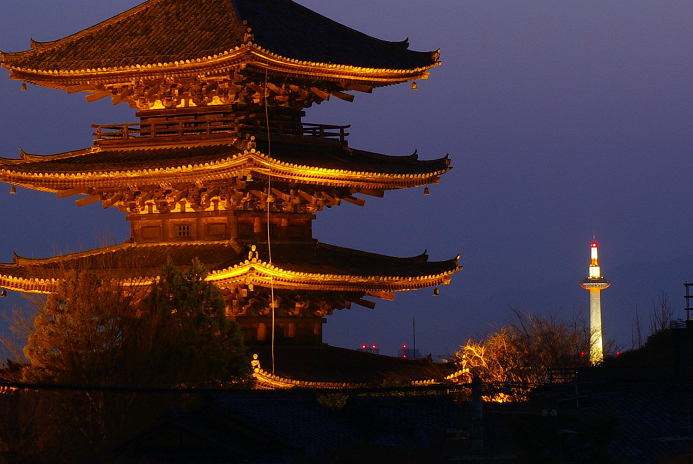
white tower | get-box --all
[580,239,610,365]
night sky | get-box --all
[1,1,692,357]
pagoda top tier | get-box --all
[0,0,440,109]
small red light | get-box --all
[591,242,597,247]
[361,344,367,350]
[580,351,585,357]
[403,344,407,349]
[616,351,621,356]
[403,354,407,358]
[371,344,376,349]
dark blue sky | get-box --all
[1,1,693,356]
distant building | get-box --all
[398,344,421,359]
[361,344,380,355]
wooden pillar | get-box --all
[281,217,289,239]
[254,216,263,240]
[257,323,267,341]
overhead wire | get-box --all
[264,66,275,374]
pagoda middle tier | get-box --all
[0,240,460,343]
[0,120,449,216]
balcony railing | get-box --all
[92,118,349,146]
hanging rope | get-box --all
[264,66,276,374]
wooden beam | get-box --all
[85,91,111,103]
[353,298,376,309]
[367,291,395,301]
[266,82,284,95]
[345,83,373,93]
[332,91,354,102]
[297,189,316,203]
[111,87,134,104]
[75,195,101,207]
[137,190,155,206]
[173,189,189,202]
[342,196,366,207]
[359,189,385,198]
[309,87,330,101]
[56,187,88,199]
[66,84,96,94]
[102,193,123,208]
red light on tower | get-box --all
[361,344,367,350]
[402,344,407,349]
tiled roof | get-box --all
[1,0,438,79]
[256,140,450,175]
[0,240,460,294]
[0,144,241,173]
[253,242,458,279]
[252,344,458,385]
[234,0,436,70]
[0,142,450,190]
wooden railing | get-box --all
[92,119,349,145]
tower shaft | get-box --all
[589,288,604,365]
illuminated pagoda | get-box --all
[0,0,460,382]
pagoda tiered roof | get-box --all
[0,240,460,295]
[0,141,450,193]
[0,0,440,91]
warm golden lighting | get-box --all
[588,265,600,279]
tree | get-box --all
[0,260,251,463]
[455,310,592,401]
[23,260,250,388]
[649,291,675,335]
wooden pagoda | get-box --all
[0,0,460,349]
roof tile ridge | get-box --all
[247,44,437,75]
[355,148,451,166]
[26,0,162,53]
[12,242,133,265]
[15,147,96,163]
[225,0,246,35]
[314,241,434,264]
[269,0,429,55]
[103,141,236,153]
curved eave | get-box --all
[206,258,461,293]
[252,366,367,390]
[0,242,462,295]
[0,261,461,296]
[2,44,439,91]
[0,148,451,192]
